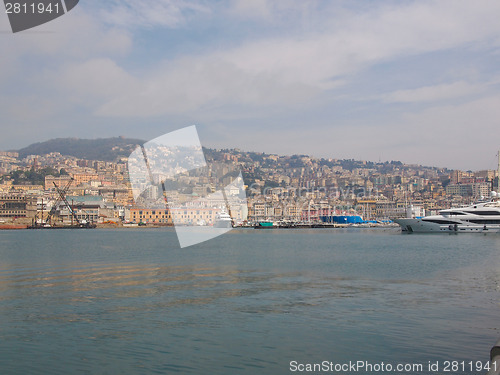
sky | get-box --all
[1,0,500,171]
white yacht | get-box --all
[214,210,233,228]
[394,193,500,233]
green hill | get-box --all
[17,137,145,161]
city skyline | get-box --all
[3,134,498,173]
[1,1,500,170]
[1,141,497,228]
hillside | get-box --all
[17,137,145,161]
[14,137,444,175]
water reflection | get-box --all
[1,230,500,374]
[1,261,499,322]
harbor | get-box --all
[2,146,499,235]
[2,1,500,373]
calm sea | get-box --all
[0,228,499,375]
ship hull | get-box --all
[0,224,27,230]
[214,220,232,229]
[393,218,500,233]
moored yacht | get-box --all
[214,210,233,228]
[394,193,500,233]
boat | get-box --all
[214,210,233,228]
[123,222,139,227]
[0,224,27,230]
[255,221,275,229]
[27,222,97,229]
[393,193,500,233]
[395,150,500,233]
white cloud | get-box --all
[224,0,500,84]
[351,94,500,169]
[56,59,140,104]
[95,56,319,117]
[0,7,133,128]
[2,0,500,170]
[97,0,210,28]
[229,92,500,170]
[57,0,500,118]
[0,7,132,61]
[382,82,485,103]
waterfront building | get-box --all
[98,186,130,206]
[356,198,378,220]
[252,202,266,220]
[127,207,221,225]
[54,196,116,224]
[0,194,36,218]
[375,200,400,219]
[283,203,301,220]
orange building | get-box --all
[70,173,99,186]
[44,175,73,190]
[129,208,173,224]
[128,207,219,225]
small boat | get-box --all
[123,222,139,227]
[255,221,275,229]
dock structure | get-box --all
[29,178,96,229]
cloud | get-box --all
[382,81,485,103]
[94,56,319,117]
[2,0,500,170]
[0,7,132,63]
[0,7,133,133]
[56,59,140,104]
[284,0,500,82]
[355,94,500,169]
[97,0,210,29]
[231,92,500,170]
[50,0,500,119]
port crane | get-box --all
[37,178,74,227]
[54,180,95,227]
[32,177,95,228]
[53,180,82,226]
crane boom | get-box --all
[54,180,81,225]
[45,178,73,226]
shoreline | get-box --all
[1,223,400,230]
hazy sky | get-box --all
[1,0,500,170]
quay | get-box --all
[252,222,397,229]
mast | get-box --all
[497,150,500,193]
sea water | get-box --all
[0,228,499,374]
